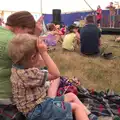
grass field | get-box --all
[50,35,120,93]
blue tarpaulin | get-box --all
[43,9,120,26]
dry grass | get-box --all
[50,35,120,93]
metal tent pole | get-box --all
[40,0,47,34]
[40,0,43,15]
[83,0,94,12]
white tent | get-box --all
[0,0,119,22]
[0,0,116,13]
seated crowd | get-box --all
[42,15,101,56]
[0,11,100,120]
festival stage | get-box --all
[100,27,120,35]
[79,27,120,35]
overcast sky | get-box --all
[0,0,119,13]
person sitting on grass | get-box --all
[55,24,64,42]
[62,24,80,51]
[80,15,101,56]
[8,34,98,120]
[45,23,62,46]
[61,24,67,35]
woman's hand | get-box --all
[34,16,44,36]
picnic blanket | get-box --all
[0,76,120,120]
[77,87,120,117]
[58,76,120,119]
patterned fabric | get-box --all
[77,86,120,118]
[59,76,80,87]
[0,104,26,120]
[57,86,78,96]
[57,76,79,96]
[10,67,48,115]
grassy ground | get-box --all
[49,35,120,93]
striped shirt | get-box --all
[10,67,48,115]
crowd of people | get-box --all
[0,1,119,120]
[42,15,101,56]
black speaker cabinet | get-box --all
[52,9,61,24]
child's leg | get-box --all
[111,17,113,28]
[47,78,60,98]
[55,35,61,43]
[110,15,112,27]
[53,95,89,120]
[64,93,91,115]
[73,39,78,50]
[71,102,89,120]
[113,16,115,28]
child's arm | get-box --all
[76,32,80,39]
[41,52,60,80]
[75,32,80,44]
[34,54,46,68]
[37,39,60,80]
[51,31,62,35]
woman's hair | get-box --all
[47,23,55,31]
[6,11,36,29]
[8,34,37,64]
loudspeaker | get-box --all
[52,9,61,24]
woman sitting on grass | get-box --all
[62,24,80,51]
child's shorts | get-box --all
[27,96,73,120]
[111,15,115,21]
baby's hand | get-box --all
[37,38,47,54]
